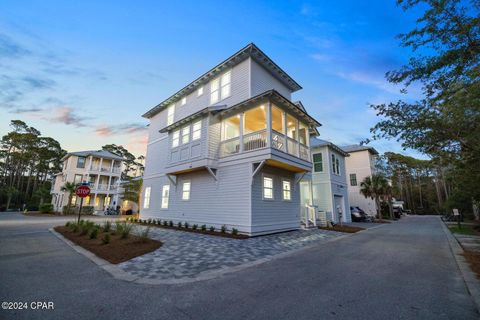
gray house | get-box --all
[140,44,321,235]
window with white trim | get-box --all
[332,154,340,175]
[182,126,190,144]
[263,176,274,199]
[181,97,186,106]
[161,185,170,209]
[282,180,291,200]
[197,86,204,96]
[172,130,180,147]
[350,173,357,186]
[167,104,175,125]
[182,181,191,200]
[192,120,202,140]
[143,187,151,209]
[210,70,231,104]
[313,153,323,172]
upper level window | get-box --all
[143,187,151,209]
[182,181,191,200]
[332,154,340,175]
[222,115,240,140]
[74,174,83,185]
[263,176,274,199]
[350,173,357,186]
[210,70,231,104]
[271,105,284,133]
[286,114,298,140]
[182,126,190,144]
[282,180,291,201]
[313,153,323,172]
[181,97,186,106]
[172,130,180,147]
[161,185,170,209]
[192,120,202,140]
[77,157,86,169]
[244,105,267,134]
[298,122,308,145]
[167,104,175,125]
[197,86,204,96]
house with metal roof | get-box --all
[341,144,379,216]
[51,150,124,214]
[299,138,351,224]
[140,43,321,235]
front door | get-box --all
[334,195,344,223]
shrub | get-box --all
[103,220,112,233]
[177,221,182,228]
[209,226,215,232]
[147,218,152,224]
[121,222,134,239]
[65,221,71,227]
[163,220,168,226]
[114,221,124,235]
[72,223,80,232]
[139,226,151,243]
[62,206,77,215]
[156,219,161,225]
[40,203,54,213]
[192,224,198,230]
[169,221,173,227]
[184,222,189,229]
[201,224,207,232]
[80,206,94,215]
[101,233,111,244]
[134,218,138,223]
[89,227,99,239]
[232,228,238,236]
[221,225,227,233]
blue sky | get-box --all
[0,0,425,157]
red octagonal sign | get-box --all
[75,185,91,198]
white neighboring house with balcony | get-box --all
[300,138,351,224]
[141,43,321,236]
[342,145,379,216]
[51,150,124,214]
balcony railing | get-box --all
[299,144,310,161]
[272,130,285,150]
[219,137,240,157]
[243,129,267,152]
[112,167,122,173]
[96,184,108,191]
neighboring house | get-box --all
[300,138,350,223]
[342,145,379,216]
[51,150,124,214]
[141,43,321,236]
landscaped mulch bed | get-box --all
[318,225,365,233]
[135,221,250,239]
[54,226,162,264]
[463,250,480,279]
[372,219,392,224]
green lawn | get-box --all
[448,224,480,236]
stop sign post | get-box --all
[75,183,91,223]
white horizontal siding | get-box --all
[250,59,292,99]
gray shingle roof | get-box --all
[341,144,379,155]
[310,138,349,156]
[62,150,125,161]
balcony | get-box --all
[219,129,310,161]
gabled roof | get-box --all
[217,89,321,129]
[341,144,379,155]
[310,138,349,156]
[293,101,306,112]
[62,150,125,161]
[142,43,302,119]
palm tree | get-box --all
[360,174,389,219]
[61,182,77,214]
[34,187,51,206]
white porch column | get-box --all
[283,111,288,153]
[239,113,244,153]
[295,119,300,156]
[110,160,114,173]
[266,101,272,147]
[92,193,97,210]
[98,158,103,172]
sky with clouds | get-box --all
[0,0,427,158]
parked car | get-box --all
[393,207,402,219]
[351,206,368,222]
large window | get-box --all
[172,130,180,147]
[350,173,357,186]
[332,154,340,175]
[244,105,267,134]
[143,187,151,209]
[298,122,308,145]
[282,180,291,201]
[192,120,202,140]
[182,126,190,144]
[76,157,86,168]
[182,181,191,200]
[271,105,284,132]
[167,104,175,125]
[210,70,231,104]
[263,176,274,199]
[286,114,297,139]
[161,185,170,209]
[313,153,323,172]
[222,115,240,140]
[74,174,83,185]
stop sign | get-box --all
[75,185,91,198]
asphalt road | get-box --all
[0,212,478,320]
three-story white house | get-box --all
[342,145,379,216]
[141,43,321,235]
[51,150,124,214]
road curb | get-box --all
[440,220,480,313]
[49,227,358,285]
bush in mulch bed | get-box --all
[129,218,249,239]
[318,225,365,233]
[463,250,480,279]
[54,221,162,264]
